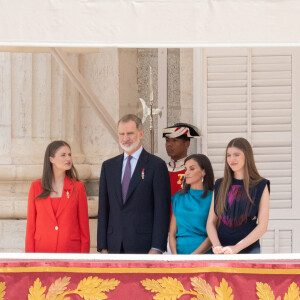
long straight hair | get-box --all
[215,137,263,216]
[36,140,79,199]
[181,154,214,198]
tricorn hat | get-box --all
[162,123,200,140]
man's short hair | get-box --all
[118,114,143,130]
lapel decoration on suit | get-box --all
[125,150,149,202]
[141,168,145,180]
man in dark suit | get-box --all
[97,114,171,254]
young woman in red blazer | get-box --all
[25,140,90,253]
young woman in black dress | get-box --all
[207,137,270,254]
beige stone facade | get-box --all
[0,48,192,252]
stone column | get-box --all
[0,53,12,165]
[0,49,121,252]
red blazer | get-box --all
[25,176,90,253]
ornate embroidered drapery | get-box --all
[0,253,300,299]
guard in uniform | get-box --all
[162,123,200,196]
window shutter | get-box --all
[204,48,292,212]
[205,50,249,180]
[262,220,300,253]
[201,48,300,252]
[251,52,292,210]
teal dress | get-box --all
[172,189,212,254]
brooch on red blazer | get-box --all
[65,189,70,199]
[141,168,145,180]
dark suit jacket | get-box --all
[97,149,171,253]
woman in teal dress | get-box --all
[169,154,214,254]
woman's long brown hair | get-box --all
[215,137,263,216]
[36,140,79,199]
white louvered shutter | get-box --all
[199,47,300,252]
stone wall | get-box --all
[0,49,121,252]
[0,48,194,252]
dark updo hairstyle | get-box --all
[181,154,214,198]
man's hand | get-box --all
[100,249,108,254]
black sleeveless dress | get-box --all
[214,178,270,253]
